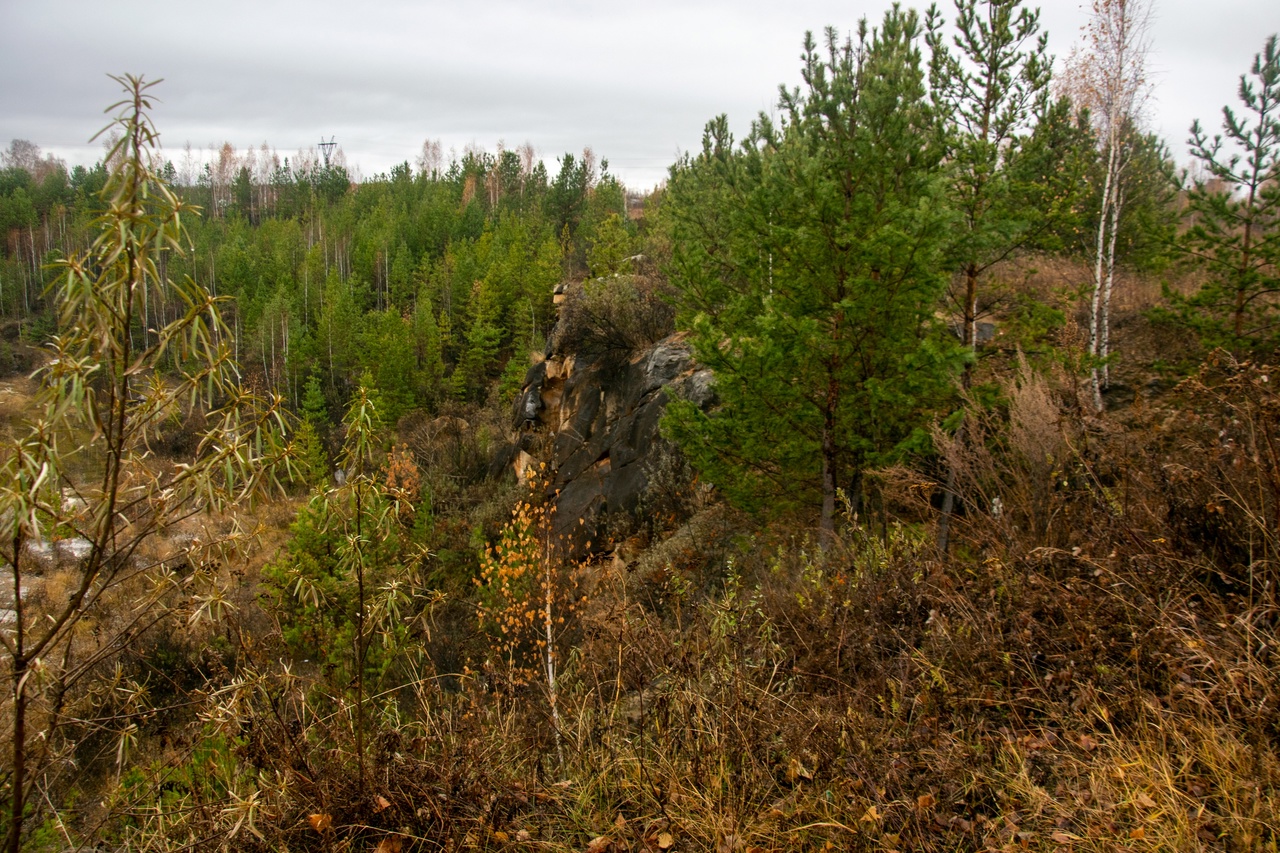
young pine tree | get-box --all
[926,0,1051,363]
[1174,34,1280,356]
[664,11,964,541]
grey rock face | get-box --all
[513,361,548,429]
[498,334,713,553]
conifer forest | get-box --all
[2,2,1280,850]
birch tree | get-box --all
[1060,0,1154,410]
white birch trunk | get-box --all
[1089,140,1116,412]
[1101,182,1125,391]
[542,532,564,769]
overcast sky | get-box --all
[2,0,1277,191]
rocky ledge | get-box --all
[494,334,714,552]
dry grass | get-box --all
[27,333,1278,853]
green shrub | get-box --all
[553,274,674,368]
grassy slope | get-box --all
[19,262,1278,852]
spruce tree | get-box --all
[301,370,331,429]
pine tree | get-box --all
[1175,34,1280,355]
[664,10,964,541]
[927,0,1051,363]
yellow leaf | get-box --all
[1130,827,1146,840]
[307,813,331,832]
[1135,792,1157,809]
[1051,831,1073,843]
[860,805,881,823]
[658,831,675,849]
[785,757,803,783]
[586,836,611,853]
[916,793,936,811]
[375,837,404,853]
[374,794,391,813]
[493,830,509,842]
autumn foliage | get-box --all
[477,466,583,687]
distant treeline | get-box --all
[0,136,642,421]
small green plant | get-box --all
[264,384,431,795]
[0,75,289,853]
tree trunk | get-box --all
[942,262,982,555]
[963,262,979,353]
[1100,183,1124,391]
[937,420,966,556]
[820,379,839,547]
[1090,138,1119,412]
[6,536,26,853]
[7,658,26,853]
[542,528,564,769]
[1234,211,1255,342]
[354,483,366,800]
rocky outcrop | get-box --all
[497,334,714,552]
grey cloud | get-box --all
[3,0,1277,190]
